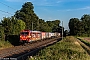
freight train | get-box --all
[20,30,60,43]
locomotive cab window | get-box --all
[20,32,29,35]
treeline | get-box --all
[0,2,63,41]
[69,14,90,36]
[14,2,61,32]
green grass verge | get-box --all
[29,36,90,60]
[0,40,13,49]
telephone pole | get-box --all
[38,19,39,30]
[62,21,63,40]
[32,22,33,31]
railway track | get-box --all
[0,37,61,60]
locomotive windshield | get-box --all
[20,32,29,35]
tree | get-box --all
[64,30,69,36]
[0,25,5,40]
[10,18,26,35]
[52,20,60,27]
[17,20,26,31]
[2,17,26,35]
[15,2,39,30]
[38,19,51,32]
[69,18,80,35]
[68,15,90,36]
[15,2,61,32]
[81,14,90,35]
[46,21,54,29]
[75,21,85,36]
[46,20,60,32]
[2,17,11,36]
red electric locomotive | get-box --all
[20,30,41,43]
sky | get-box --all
[0,0,90,30]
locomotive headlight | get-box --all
[20,36,22,37]
[27,36,31,38]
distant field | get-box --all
[78,37,90,47]
[29,36,90,60]
[82,37,90,42]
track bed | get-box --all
[0,37,61,59]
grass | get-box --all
[29,36,90,60]
[0,40,13,49]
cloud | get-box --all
[6,0,24,2]
[57,6,90,12]
[56,0,62,3]
[66,6,90,11]
[5,0,90,3]
[38,0,63,6]
[5,0,62,6]
[5,0,35,2]
[79,6,90,10]
[32,0,59,6]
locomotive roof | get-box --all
[31,31,41,33]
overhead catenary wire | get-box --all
[0,2,17,16]
[0,9,14,21]
[0,9,13,15]
[0,2,16,19]
[62,21,63,40]
[0,2,16,10]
